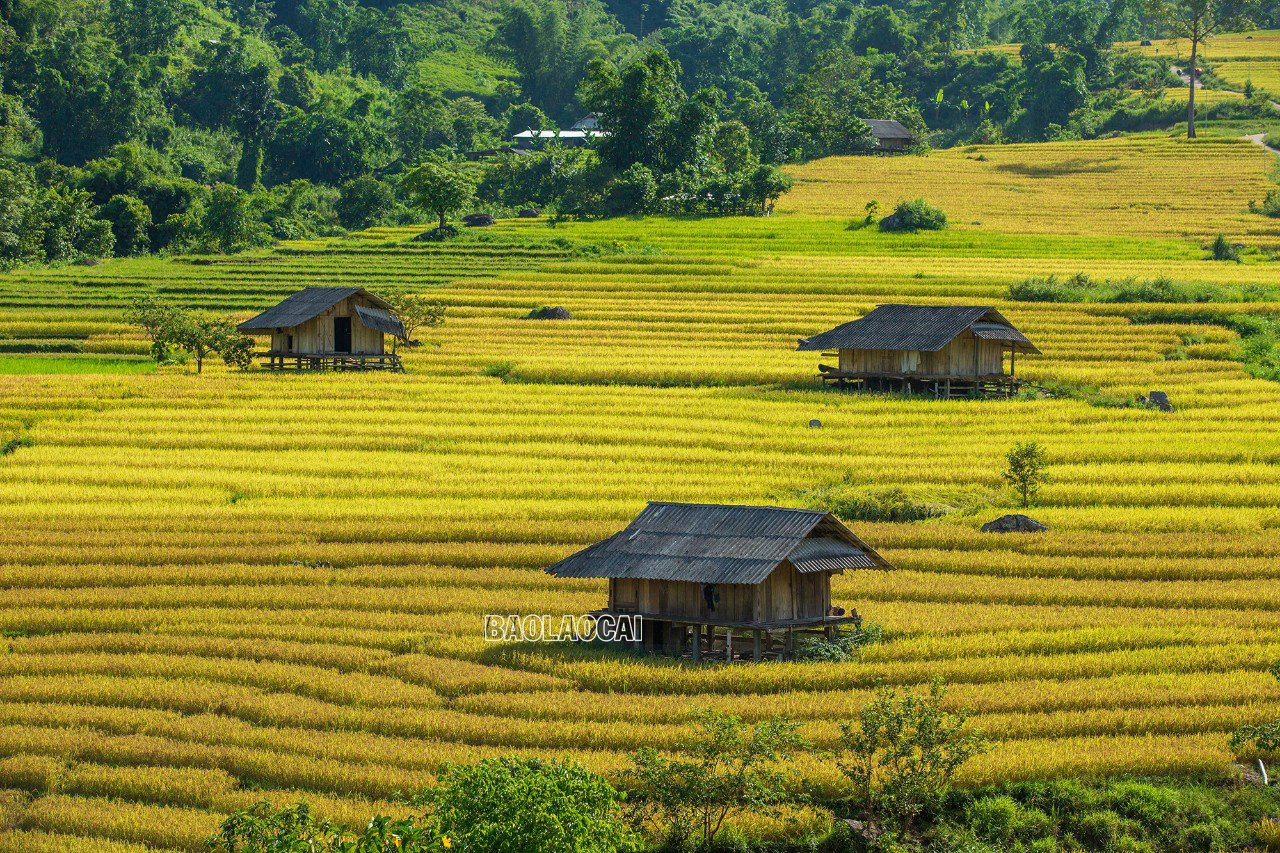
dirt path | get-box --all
[1244,132,1280,156]
[1171,66,1203,88]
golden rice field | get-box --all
[1126,29,1280,95]
[783,134,1280,243]
[985,29,1280,97]
[0,134,1279,849]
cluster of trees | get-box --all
[1,0,1272,266]
[211,682,988,851]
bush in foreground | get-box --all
[424,757,640,853]
[209,757,638,853]
[879,198,947,232]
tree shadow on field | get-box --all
[995,157,1125,178]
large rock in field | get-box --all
[1142,390,1174,412]
[981,514,1048,534]
[524,306,571,320]
[462,213,496,227]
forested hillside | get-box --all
[0,0,1276,266]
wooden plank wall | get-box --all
[838,332,1004,378]
[269,296,386,355]
[611,563,831,623]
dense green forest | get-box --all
[0,0,1275,265]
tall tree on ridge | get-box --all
[1144,0,1259,138]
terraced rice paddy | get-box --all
[1126,30,1280,97]
[0,133,1279,849]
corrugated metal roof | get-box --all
[788,536,879,573]
[545,502,890,585]
[864,119,914,140]
[797,305,1039,355]
[971,322,1040,353]
[355,305,406,339]
[238,287,399,333]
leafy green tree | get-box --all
[838,680,987,834]
[502,102,550,137]
[0,158,40,266]
[169,313,253,373]
[126,295,182,361]
[296,0,356,70]
[392,85,455,162]
[346,6,416,86]
[267,107,390,185]
[853,5,914,55]
[580,48,684,173]
[336,176,395,230]
[1019,44,1089,137]
[1002,440,1050,508]
[782,50,920,159]
[1143,0,1260,137]
[15,28,167,164]
[493,0,614,119]
[603,162,657,215]
[744,164,791,213]
[200,184,270,253]
[126,297,250,371]
[712,119,757,178]
[230,63,282,189]
[37,187,114,261]
[0,91,41,159]
[425,757,639,853]
[101,193,151,255]
[185,34,283,187]
[109,0,198,54]
[620,708,808,848]
[383,291,445,348]
[400,161,476,230]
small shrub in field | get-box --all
[879,198,947,232]
[792,622,885,662]
[427,757,638,853]
[208,800,444,851]
[838,680,986,834]
[1211,234,1241,262]
[620,708,807,849]
[826,486,950,522]
[1002,441,1049,508]
[483,361,515,380]
[1252,190,1280,218]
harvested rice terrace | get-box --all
[1,134,1280,850]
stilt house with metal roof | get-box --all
[798,305,1040,398]
[545,502,892,662]
[865,119,916,151]
[237,287,407,372]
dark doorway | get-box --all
[285,334,294,353]
[333,317,352,353]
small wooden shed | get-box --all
[865,119,915,151]
[237,286,407,372]
[798,304,1040,398]
[545,502,892,661]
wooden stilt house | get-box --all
[237,287,407,372]
[798,304,1040,398]
[545,502,893,662]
